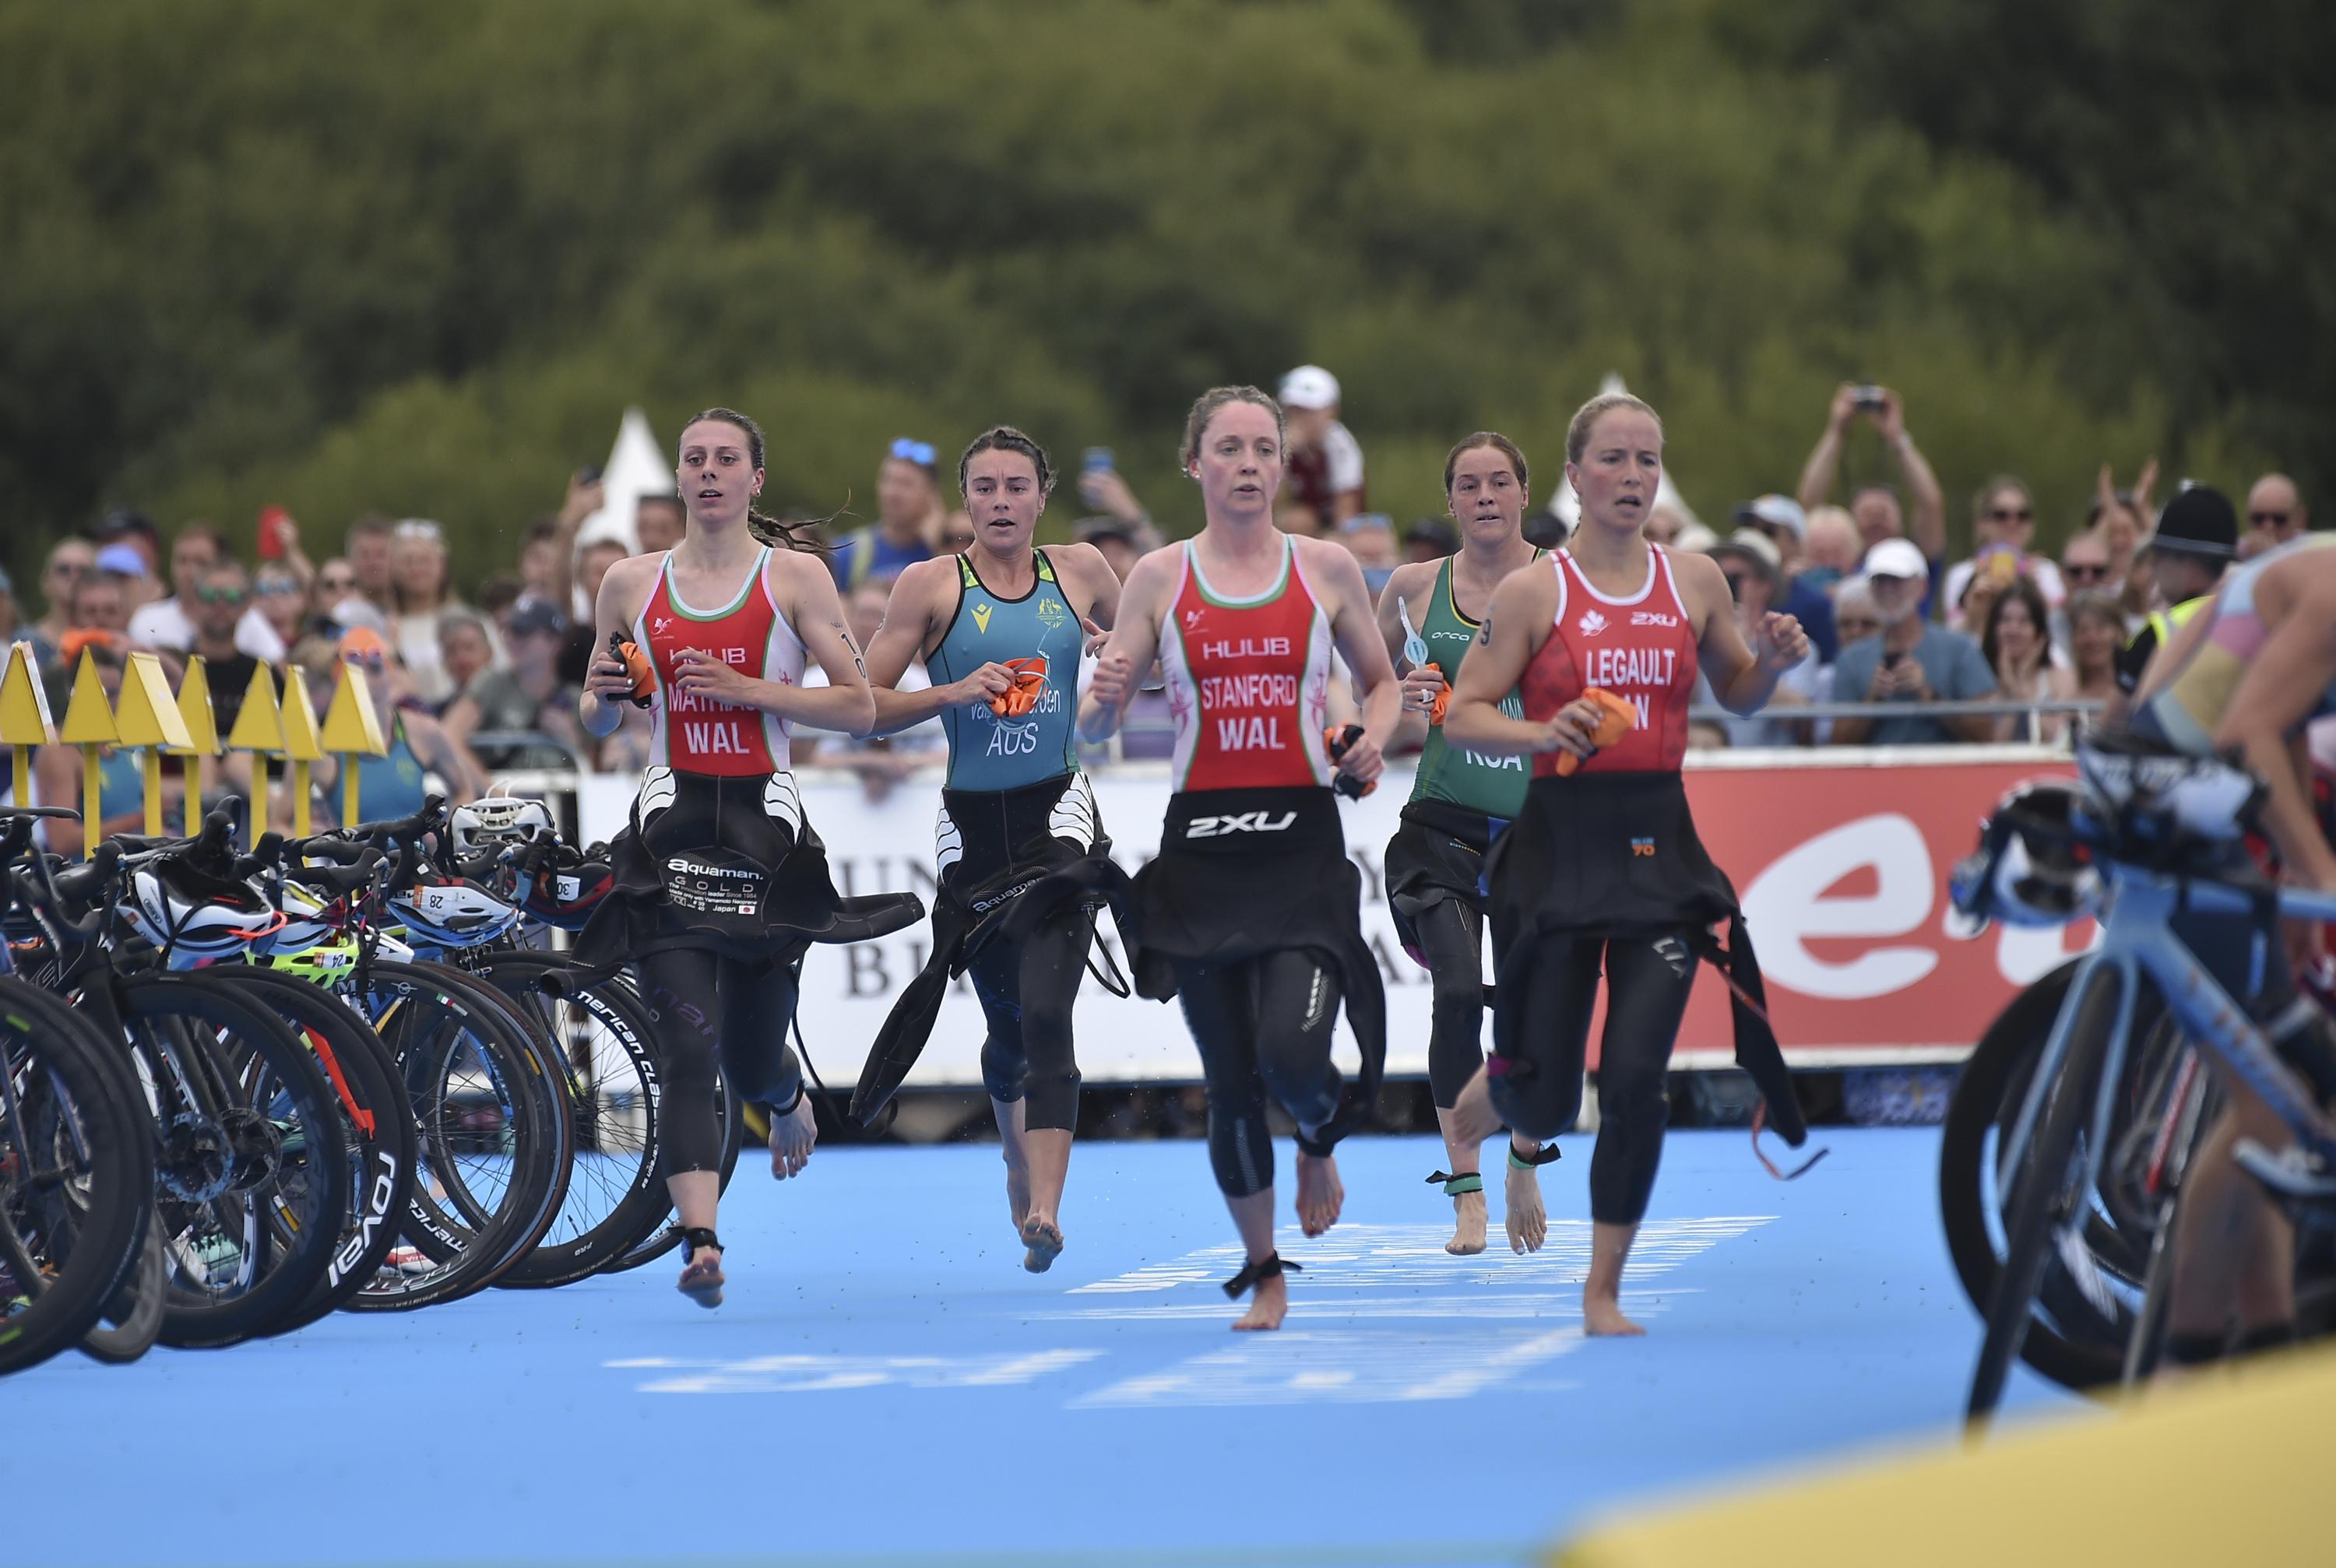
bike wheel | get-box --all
[206,965,418,1334]
[463,953,673,1289]
[0,977,150,1376]
[79,1224,167,1365]
[1967,963,2120,1424]
[340,961,565,1310]
[1942,960,2172,1392]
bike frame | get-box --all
[2003,861,2336,1204]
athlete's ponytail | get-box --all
[681,405,832,556]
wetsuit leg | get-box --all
[966,937,1032,1113]
[1249,947,1345,1135]
[635,945,726,1176]
[1012,909,1091,1133]
[1584,933,1698,1225]
[1413,898,1486,1109]
[1487,931,1605,1142]
[1175,956,1275,1197]
[712,952,804,1111]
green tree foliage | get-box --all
[0,0,2273,596]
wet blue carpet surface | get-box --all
[9,1127,2070,1567]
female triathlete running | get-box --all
[853,426,1125,1272]
[2125,518,2336,1364]
[1444,392,1810,1335]
[578,406,920,1309]
[1078,385,1402,1331]
[1374,433,1546,1255]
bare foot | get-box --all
[1504,1155,1546,1255]
[1446,1187,1487,1255]
[1583,1292,1645,1337]
[1019,1214,1064,1274]
[676,1244,725,1309]
[1233,1271,1288,1331]
[769,1095,818,1180]
[1295,1150,1344,1238]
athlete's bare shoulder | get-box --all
[1291,533,1367,593]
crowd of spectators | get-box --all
[2,370,2305,831]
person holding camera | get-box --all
[1795,382,1948,610]
[1828,538,1997,745]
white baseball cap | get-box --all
[1735,494,1808,540]
[1278,365,1341,410]
[1863,537,1930,582]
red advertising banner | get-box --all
[1642,754,2084,1068]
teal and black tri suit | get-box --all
[1382,552,1539,1108]
[853,549,1130,1131]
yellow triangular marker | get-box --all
[0,642,55,747]
[170,656,223,757]
[280,666,325,836]
[224,662,284,754]
[114,652,194,752]
[321,663,388,757]
[280,667,325,763]
[59,650,119,745]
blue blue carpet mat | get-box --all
[8,1127,2069,1567]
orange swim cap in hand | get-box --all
[1428,687,1451,726]
[607,632,656,708]
[989,656,1048,719]
[1553,687,1636,777]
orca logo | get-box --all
[1185,810,1297,839]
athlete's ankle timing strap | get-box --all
[677,1226,723,1256]
[1427,1171,1483,1197]
[1223,1254,1301,1299]
[1508,1143,1562,1170]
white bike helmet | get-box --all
[450,796,558,859]
[122,861,289,965]
[254,878,338,958]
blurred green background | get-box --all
[2,0,2326,586]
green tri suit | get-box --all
[1386,549,1540,1111]
[1407,554,1535,818]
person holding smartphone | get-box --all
[1827,538,1997,745]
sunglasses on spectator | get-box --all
[1721,571,1752,600]
[889,438,938,467]
[343,650,385,675]
[196,585,248,606]
[2063,563,2111,582]
[1987,506,2034,522]
[2251,511,2291,527]
[319,575,357,593]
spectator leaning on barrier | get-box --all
[1277,364,1365,535]
[1829,537,1996,746]
[1796,383,1947,609]
[442,597,586,772]
[1695,528,1824,746]
[1979,577,2073,744]
[2245,472,2307,555]
[1733,494,1838,664]
[831,438,942,589]
[1946,476,2065,616]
